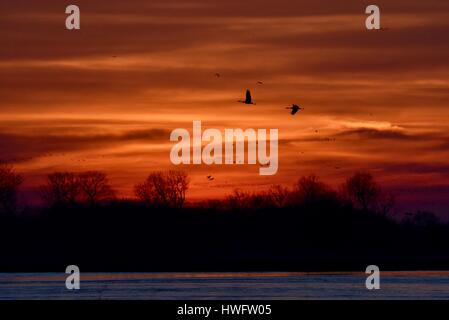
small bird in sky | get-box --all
[238,89,255,105]
[207,175,215,181]
[285,104,303,115]
[256,81,264,85]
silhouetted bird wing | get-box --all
[288,104,299,115]
[245,90,252,104]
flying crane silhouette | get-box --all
[238,89,255,105]
[286,104,304,115]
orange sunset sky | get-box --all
[1,0,449,216]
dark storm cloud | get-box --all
[336,128,414,140]
[335,128,449,142]
[2,0,449,110]
[0,128,170,161]
[378,162,449,175]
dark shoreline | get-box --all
[1,202,448,272]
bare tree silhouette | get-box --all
[268,184,290,207]
[78,171,116,206]
[293,175,333,205]
[226,188,279,209]
[404,210,440,227]
[40,172,80,206]
[225,176,344,209]
[41,171,116,207]
[0,163,24,215]
[378,192,395,216]
[226,189,251,209]
[135,170,189,208]
[343,172,381,211]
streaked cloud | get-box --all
[0,0,449,215]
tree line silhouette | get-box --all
[0,161,445,231]
[0,164,191,211]
[223,173,395,215]
[0,161,447,272]
[0,162,398,215]
[0,163,24,215]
